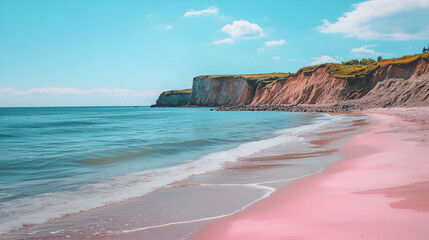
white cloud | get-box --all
[221,20,264,39]
[0,87,162,97]
[351,45,383,56]
[311,56,341,65]
[213,38,234,44]
[318,0,429,40]
[184,6,218,17]
[165,25,173,30]
[264,39,287,47]
[272,56,281,60]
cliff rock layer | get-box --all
[350,58,429,108]
[253,54,429,107]
[251,68,351,105]
[153,53,429,108]
[189,76,256,106]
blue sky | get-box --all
[1,0,428,106]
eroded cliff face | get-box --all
[152,91,191,107]
[352,58,429,108]
[153,54,429,108]
[191,58,428,107]
[187,67,370,107]
[251,68,350,105]
[189,76,256,106]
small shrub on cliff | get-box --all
[343,59,359,65]
[359,58,375,65]
[328,53,429,79]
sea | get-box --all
[0,106,366,239]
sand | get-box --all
[366,107,429,126]
[190,108,429,240]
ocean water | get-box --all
[0,106,334,235]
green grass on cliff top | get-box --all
[299,52,429,79]
[163,89,192,94]
[209,73,291,79]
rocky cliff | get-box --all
[188,74,289,106]
[151,89,191,107]
[348,55,429,108]
[153,53,429,109]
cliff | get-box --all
[153,53,429,109]
[251,53,429,107]
[189,74,290,106]
[151,89,191,107]
[346,55,429,108]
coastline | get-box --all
[3,2,429,239]
[190,108,429,240]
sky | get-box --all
[1,0,429,107]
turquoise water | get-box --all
[0,106,319,234]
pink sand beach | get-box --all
[190,109,429,240]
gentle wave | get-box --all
[0,133,15,138]
[6,121,98,129]
[0,114,341,235]
[80,139,214,165]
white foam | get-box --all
[0,114,346,236]
[0,193,12,200]
[276,113,340,135]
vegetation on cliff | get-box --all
[239,73,291,88]
[162,89,192,95]
[299,52,429,80]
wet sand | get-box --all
[190,111,429,240]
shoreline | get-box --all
[151,103,359,113]
[189,108,429,240]
[1,112,366,239]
